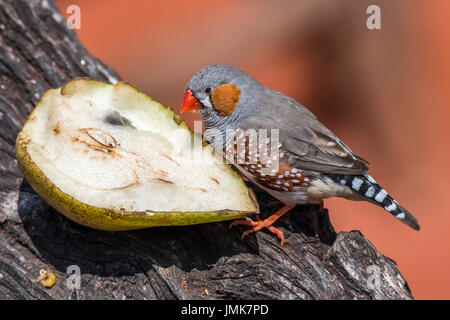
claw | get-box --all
[267,225,285,246]
[229,219,259,229]
[229,204,295,246]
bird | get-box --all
[181,64,420,245]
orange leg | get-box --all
[230,204,296,246]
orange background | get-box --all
[56,0,450,299]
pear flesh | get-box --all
[16,79,258,230]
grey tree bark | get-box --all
[0,0,413,300]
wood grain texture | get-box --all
[0,0,413,300]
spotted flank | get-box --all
[329,173,420,231]
[224,130,310,192]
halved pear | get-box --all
[16,79,258,230]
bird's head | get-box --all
[181,65,261,132]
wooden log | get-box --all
[0,0,413,300]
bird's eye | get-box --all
[204,87,212,94]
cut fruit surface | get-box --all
[16,79,258,230]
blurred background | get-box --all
[56,0,450,299]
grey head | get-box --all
[185,64,263,135]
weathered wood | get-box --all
[0,0,413,300]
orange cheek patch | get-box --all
[211,83,241,117]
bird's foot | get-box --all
[229,204,295,246]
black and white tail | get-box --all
[329,173,420,230]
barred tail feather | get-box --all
[393,203,420,231]
[330,173,420,231]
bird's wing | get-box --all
[243,89,369,175]
[279,121,369,174]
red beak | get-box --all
[181,90,202,113]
